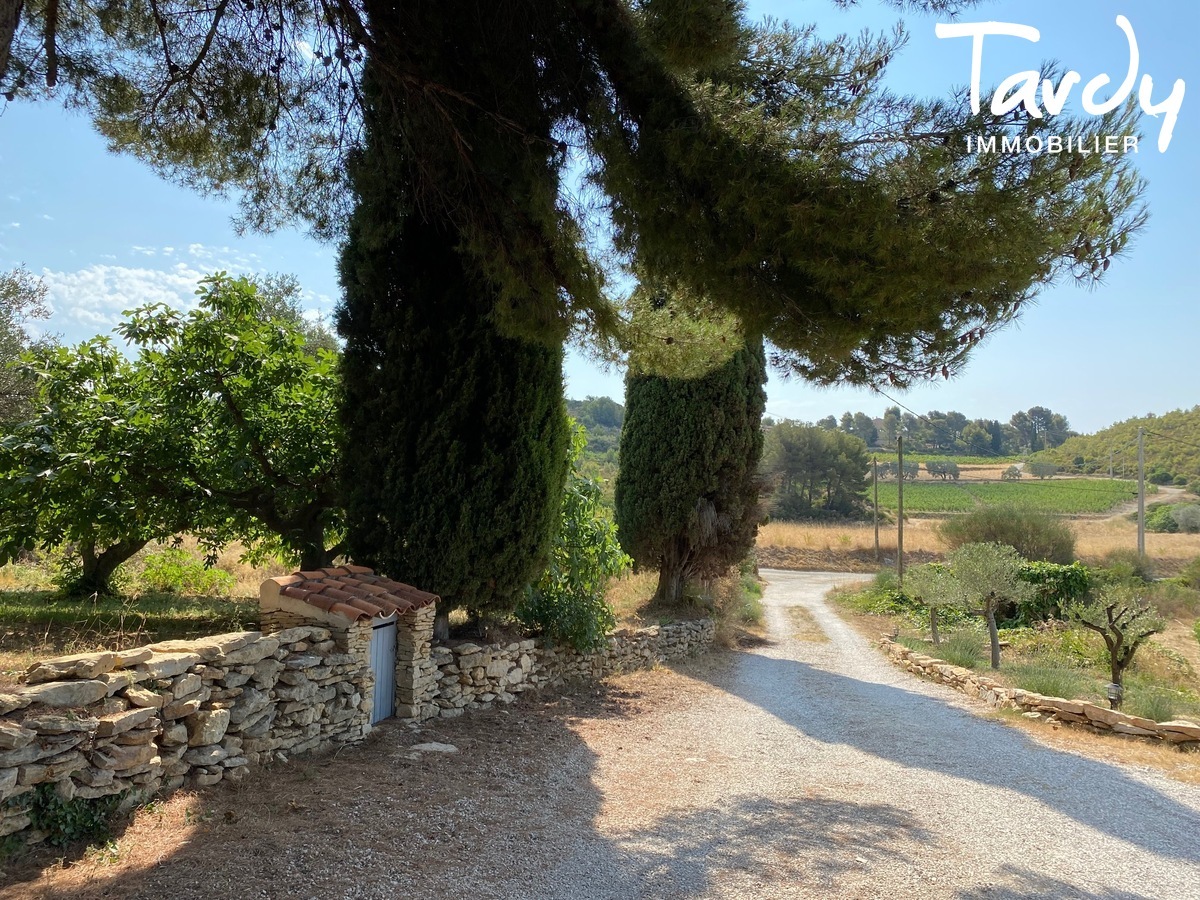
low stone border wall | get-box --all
[0,626,371,843]
[879,637,1200,748]
[417,619,716,719]
[0,617,715,845]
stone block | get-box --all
[172,673,204,700]
[139,652,203,680]
[183,744,228,766]
[25,651,119,684]
[95,707,157,737]
[161,697,202,720]
[0,722,37,751]
[222,638,280,666]
[187,709,231,747]
[124,686,166,709]
[17,680,109,709]
[93,742,157,772]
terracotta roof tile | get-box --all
[329,602,363,620]
[267,566,438,622]
[346,598,386,618]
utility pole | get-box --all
[873,456,880,563]
[1109,450,1114,479]
[897,436,904,587]
[1137,427,1146,557]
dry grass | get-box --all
[1069,519,1200,574]
[757,520,946,555]
[605,570,765,649]
[785,606,829,642]
[757,517,1200,577]
[987,707,1200,786]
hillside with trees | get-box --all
[1041,407,1200,488]
[811,405,1076,456]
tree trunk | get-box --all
[987,607,1001,669]
[654,539,691,605]
[1109,639,1124,708]
[654,563,686,606]
[0,0,23,83]
[433,609,450,642]
[297,534,327,572]
[930,606,940,647]
[75,538,148,596]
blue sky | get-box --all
[1,0,1196,434]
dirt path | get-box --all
[7,572,1200,898]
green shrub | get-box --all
[138,548,235,596]
[517,424,628,651]
[1193,619,1200,650]
[1121,680,1200,723]
[1144,503,1179,533]
[1148,470,1175,486]
[1098,548,1155,582]
[937,629,986,668]
[1147,582,1200,620]
[23,784,124,848]
[1001,623,1107,669]
[1026,461,1059,480]
[1181,557,1200,590]
[1172,505,1200,534]
[1015,561,1091,623]
[1008,662,1093,701]
[937,506,1075,564]
[720,571,765,626]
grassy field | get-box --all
[757,517,1200,575]
[0,540,284,685]
[872,478,1137,515]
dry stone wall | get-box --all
[0,615,715,845]
[419,620,715,720]
[880,637,1200,747]
[0,626,372,843]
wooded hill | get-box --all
[1040,407,1200,486]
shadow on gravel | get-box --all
[685,651,1200,866]
[0,686,632,900]
[599,794,934,897]
[955,864,1152,899]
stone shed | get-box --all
[260,566,438,723]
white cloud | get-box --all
[7,222,19,229]
[41,214,53,221]
[185,242,262,269]
[39,262,209,342]
[131,245,157,256]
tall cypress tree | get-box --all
[338,51,569,635]
[615,335,767,604]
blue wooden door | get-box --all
[369,617,397,724]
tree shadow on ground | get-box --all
[954,864,1151,899]
[0,686,627,900]
[678,648,1200,867]
[581,794,935,899]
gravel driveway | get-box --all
[544,569,1200,900]
[8,570,1200,899]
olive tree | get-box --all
[1065,584,1164,710]
[904,562,959,647]
[947,543,1035,669]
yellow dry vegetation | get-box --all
[757,518,1200,574]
